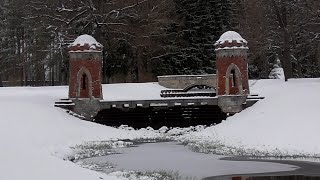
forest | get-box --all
[0,0,319,86]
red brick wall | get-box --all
[216,56,249,95]
[69,59,102,99]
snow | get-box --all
[101,82,215,101]
[215,46,249,51]
[180,78,320,156]
[0,86,161,180]
[71,34,102,48]
[101,82,167,101]
[269,67,285,80]
[0,78,320,179]
[215,31,248,47]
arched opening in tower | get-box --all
[231,69,236,87]
[80,73,89,97]
[226,64,243,95]
[76,67,93,98]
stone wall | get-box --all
[72,99,101,120]
[158,74,217,89]
[217,95,247,113]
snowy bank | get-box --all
[0,86,163,180]
[179,78,320,157]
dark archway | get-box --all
[225,64,243,95]
[80,73,89,97]
[183,84,216,93]
[76,67,93,98]
[161,84,216,98]
[94,105,226,129]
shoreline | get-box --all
[203,157,320,179]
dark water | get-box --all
[94,105,226,129]
[206,175,320,180]
[204,156,320,180]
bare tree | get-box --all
[239,0,320,80]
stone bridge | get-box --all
[54,32,264,128]
[157,74,217,90]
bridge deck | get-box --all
[55,95,263,110]
[55,95,262,129]
[99,97,219,109]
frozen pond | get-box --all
[81,142,298,179]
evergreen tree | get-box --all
[0,0,26,85]
[152,0,239,76]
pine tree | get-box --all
[0,0,26,85]
[152,0,239,76]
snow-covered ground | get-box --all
[180,78,320,157]
[101,82,166,101]
[0,86,162,180]
[0,78,319,179]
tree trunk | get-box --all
[0,73,3,87]
[272,0,293,81]
[51,66,55,86]
[281,30,293,81]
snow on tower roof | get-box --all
[69,34,103,52]
[72,34,102,47]
[215,31,247,45]
[214,31,248,51]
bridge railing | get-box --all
[157,74,217,89]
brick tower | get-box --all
[68,34,103,99]
[215,31,250,96]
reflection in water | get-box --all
[212,176,320,180]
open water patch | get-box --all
[205,175,320,180]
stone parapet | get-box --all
[69,51,102,60]
[215,48,248,58]
[157,74,217,90]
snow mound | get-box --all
[269,67,285,80]
[216,31,247,44]
[0,86,163,180]
[180,78,320,156]
[71,34,102,48]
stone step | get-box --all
[247,96,265,100]
[55,101,74,105]
[161,92,216,98]
[54,103,75,110]
[243,99,259,108]
[67,111,86,120]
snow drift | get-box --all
[180,78,320,156]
